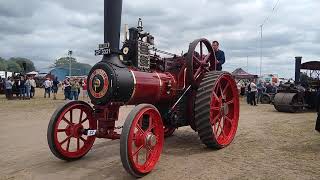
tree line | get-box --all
[0,56,92,76]
[0,57,36,72]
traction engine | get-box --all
[47,0,239,177]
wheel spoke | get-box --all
[62,117,71,125]
[66,138,71,151]
[193,55,201,65]
[216,117,226,138]
[219,124,226,138]
[136,124,145,134]
[147,118,155,133]
[212,91,219,100]
[79,110,83,123]
[80,136,87,143]
[80,117,88,124]
[132,144,144,157]
[70,109,73,123]
[60,135,72,145]
[204,53,211,63]
[225,116,233,126]
[223,83,230,95]
[77,138,80,150]
[214,118,221,134]
[225,99,234,105]
[194,67,202,79]
[200,42,203,61]
[219,84,224,98]
[57,129,66,132]
[211,106,220,111]
[210,114,220,125]
[145,146,152,161]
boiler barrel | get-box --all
[87,62,176,105]
[127,70,176,104]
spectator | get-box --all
[237,81,242,95]
[5,77,13,100]
[64,78,71,100]
[246,83,251,104]
[44,77,51,98]
[82,78,88,99]
[50,78,54,93]
[250,80,258,106]
[25,76,32,99]
[256,81,264,104]
[52,77,59,100]
[18,76,26,100]
[30,76,36,98]
[71,79,80,100]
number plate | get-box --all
[99,43,110,49]
[95,48,111,56]
[87,130,97,136]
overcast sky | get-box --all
[0,0,319,78]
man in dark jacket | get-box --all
[212,41,225,71]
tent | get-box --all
[26,71,39,75]
[232,68,258,80]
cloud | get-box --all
[0,0,319,78]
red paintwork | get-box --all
[53,103,96,158]
[209,73,239,146]
[127,106,164,174]
[127,70,177,105]
[94,103,122,139]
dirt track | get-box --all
[0,90,319,180]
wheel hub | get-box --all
[146,132,157,147]
[220,98,229,115]
[65,124,84,138]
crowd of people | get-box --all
[1,75,37,100]
[41,77,88,101]
[1,75,88,101]
[237,79,279,106]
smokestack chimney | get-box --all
[104,0,123,56]
[295,56,302,84]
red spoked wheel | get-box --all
[195,71,239,149]
[164,126,175,137]
[47,101,97,160]
[120,104,164,177]
[186,38,214,87]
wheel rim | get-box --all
[186,38,214,87]
[127,107,164,174]
[53,104,96,158]
[209,74,239,146]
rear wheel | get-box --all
[194,72,239,149]
[120,104,164,177]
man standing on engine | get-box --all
[212,41,225,71]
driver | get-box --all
[212,41,225,71]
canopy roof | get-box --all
[301,61,320,70]
[232,68,258,79]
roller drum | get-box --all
[273,93,304,113]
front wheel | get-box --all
[120,104,164,177]
[47,101,97,161]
